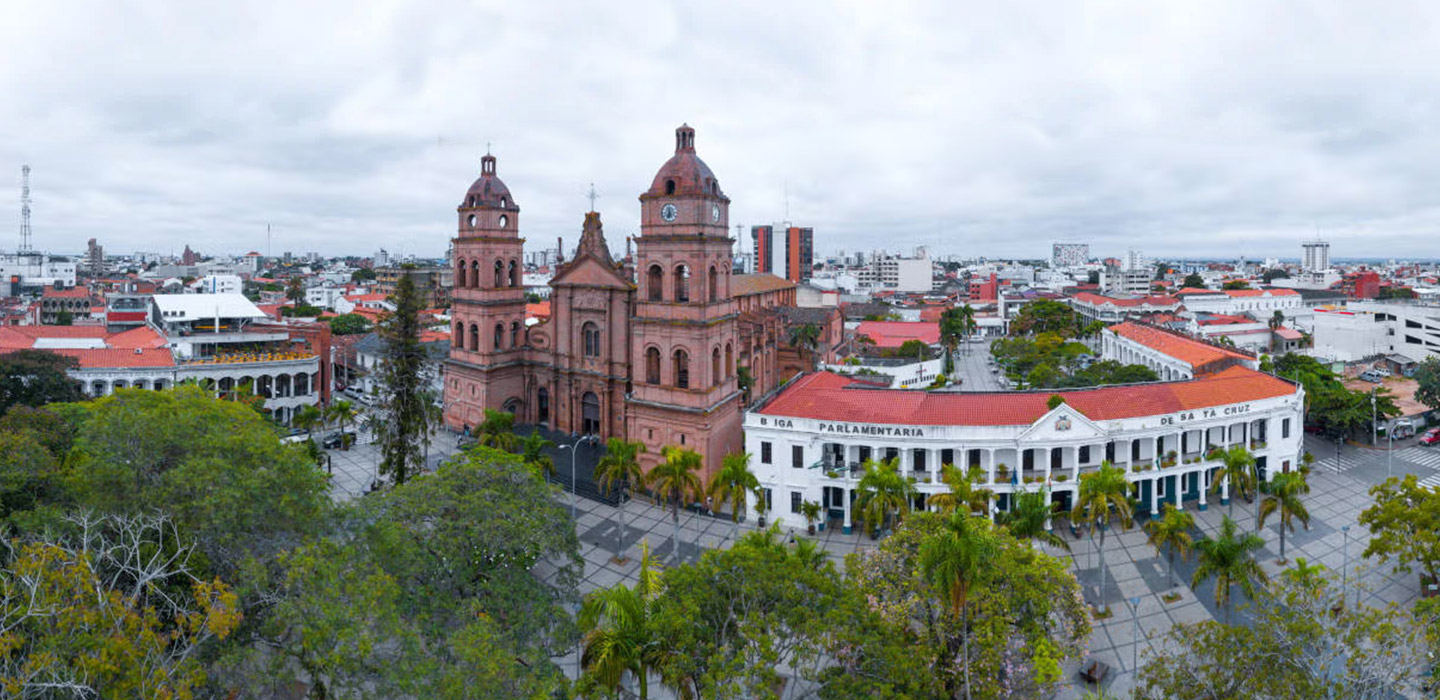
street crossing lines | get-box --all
[1397,448,1440,469]
[1315,453,1361,473]
[1417,473,1440,490]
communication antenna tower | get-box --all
[19,165,32,253]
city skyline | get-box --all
[7,2,1440,259]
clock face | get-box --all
[711,204,721,223]
[660,203,678,222]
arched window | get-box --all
[455,321,464,346]
[493,259,504,287]
[647,265,664,301]
[470,260,479,288]
[665,179,676,195]
[469,323,479,351]
[709,265,718,301]
[674,264,690,303]
[712,347,721,386]
[493,323,504,350]
[645,346,661,384]
[725,342,733,377]
[582,322,600,357]
[508,260,518,287]
[503,397,521,414]
[581,392,601,434]
[511,321,521,347]
[673,348,690,389]
[456,259,467,287]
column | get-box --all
[985,449,996,485]
[1198,471,1208,510]
[1043,448,1053,484]
[842,486,852,535]
[1174,475,1182,509]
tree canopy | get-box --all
[0,349,83,415]
[1007,299,1080,337]
[327,312,372,335]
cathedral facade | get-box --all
[443,125,794,475]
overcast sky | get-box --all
[4,1,1440,262]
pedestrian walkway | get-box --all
[1416,472,1440,489]
[1397,447,1440,469]
[1315,452,1361,473]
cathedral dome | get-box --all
[645,124,727,199]
[460,154,518,210]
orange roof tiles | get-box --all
[49,348,176,368]
[758,367,1294,426]
[1109,322,1253,369]
[854,321,941,348]
[526,302,552,319]
[731,274,795,297]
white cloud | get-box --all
[3,0,1440,260]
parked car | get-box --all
[323,431,357,449]
[1358,370,1383,383]
[1421,428,1440,447]
[1392,421,1417,440]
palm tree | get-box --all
[1208,445,1256,522]
[1069,462,1133,614]
[854,458,915,538]
[787,323,822,370]
[594,438,647,563]
[518,429,556,476]
[707,452,758,545]
[1280,557,1327,598]
[293,404,323,448]
[958,304,977,354]
[927,464,995,518]
[1143,504,1196,589]
[475,408,517,451]
[920,512,998,700]
[645,445,704,562]
[1191,515,1270,623]
[800,500,822,535]
[1258,470,1311,562]
[326,399,358,450]
[998,486,1070,551]
[578,540,664,699]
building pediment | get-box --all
[551,256,632,289]
[1019,404,1104,441]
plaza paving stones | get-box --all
[323,428,1433,699]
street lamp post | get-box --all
[1342,524,1352,608]
[559,434,596,521]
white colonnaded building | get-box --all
[745,326,1304,534]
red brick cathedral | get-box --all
[444,125,799,475]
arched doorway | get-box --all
[537,388,550,426]
[581,392,601,435]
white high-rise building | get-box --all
[1302,241,1331,272]
[1124,249,1146,271]
[374,248,391,268]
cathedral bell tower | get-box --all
[443,153,529,430]
[628,125,742,475]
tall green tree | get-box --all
[0,349,83,415]
[1415,356,1440,412]
[325,399,358,451]
[1144,504,1196,589]
[1069,462,1133,614]
[475,408,517,451]
[1136,568,1431,699]
[927,464,995,518]
[375,267,432,486]
[285,275,305,303]
[647,528,850,699]
[847,512,1090,699]
[1258,470,1311,561]
[646,446,704,562]
[594,438,647,564]
[1191,515,1269,623]
[293,403,324,448]
[707,451,758,545]
[1358,473,1440,587]
[327,313,372,335]
[1182,273,1205,289]
[1008,299,1079,337]
[787,323,821,370]
[999,486,1070,551]
[577,541,666,699]
[854,457,915,537]
[1209,444,1257,522]
[517,429,555,476]
[66,386,330,569]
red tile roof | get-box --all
[1071,292,1178,308]
[854,321,941,348]
[526,302,552,319]
[758,367,1294,426]
[42,287,91,299]
[49,348,176,368]
[1109,322,1253,369]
